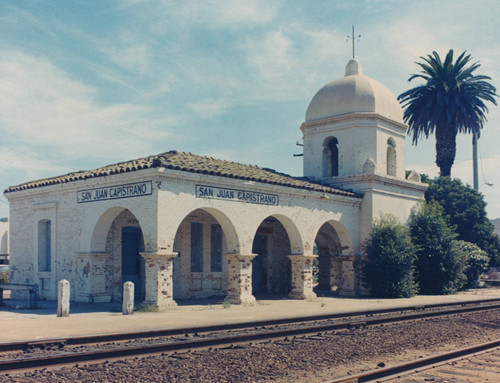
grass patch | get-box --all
[0,270,9,283]
[135,304,160,313]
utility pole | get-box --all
[473,132,479,190]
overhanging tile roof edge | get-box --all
[159,168,362,199]
[4,150,361,199]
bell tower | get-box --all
[300,59,426,241]
[301,59,407,182]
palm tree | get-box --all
[398,50,497,177]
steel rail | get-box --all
[327,338,500,383]
[0,297,499,353]
[0,301,499,373]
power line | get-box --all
[478,140,493,187]
[0,142,74,171]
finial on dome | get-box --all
[345,58,362,76]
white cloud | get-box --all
[100,33,153,76]
[0,148,69,180]
[0,50,171,163]
[187,100,228,119]
[241,25,346,101]
[173,0,279,29]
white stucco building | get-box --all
[0,218,8,264]
[4,59,427,308]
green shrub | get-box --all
[409,203,466,294]
[452,240,490,288]
[363,215,418,298]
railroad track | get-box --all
[0,298,499,374]
[328,339,500,382]
[1,297,499,353]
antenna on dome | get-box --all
[346,25,361,59]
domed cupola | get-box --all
[305,59,403,124]
[301,59,408,182]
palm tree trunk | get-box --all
[435,126,457,177]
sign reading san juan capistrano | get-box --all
[196,185,279,206]
[77,181,153,203]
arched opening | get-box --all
[322,137,339,177]
[251,217,292,295]
[313,223,342,294]
[84,206,146,302]
[387,137,397,176]
[172,209,231,300]
[121,226,144,299]
[101,208,146,302]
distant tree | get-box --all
[363,215,418,298]
[398,50,497,177]
[425,176,500,266]
[409,203,466,294]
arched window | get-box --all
[38,219,51,271]
[322,137,339,177]
[387,138,396,176]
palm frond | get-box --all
[397,49,498,169]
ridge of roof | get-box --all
[4,150,361,198]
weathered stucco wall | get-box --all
[6,166,362,304]
[0,220,8,256]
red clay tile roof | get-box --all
[4,151,360,198]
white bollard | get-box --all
[122,281,134,315]
[57,279,70,317]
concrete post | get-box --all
[122,281,134,315]
[140,252,178,309]
[224,254,257,304]
[57,279,70,317]
[288,254,317,300]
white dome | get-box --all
[305,59,403,124]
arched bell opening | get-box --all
[322,136,339,177]
[387,137,397,176]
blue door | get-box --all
[252,233,267,294]
[122,226,142,299]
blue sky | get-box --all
[1,0,500,219]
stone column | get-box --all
[288,254,317,300]
[77,253,111,303]
[57,279,70,317]
[224,254,256,304]
[337,255,356,297]
[330,256,343,293]
[140,252,178,309]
